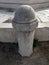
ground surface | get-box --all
[0,42,49,65]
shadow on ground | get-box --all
[0,42,49,65]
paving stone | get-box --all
[0,10,14,23]
[36,8,49,23]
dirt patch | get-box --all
[0,42,49,65]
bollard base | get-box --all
[17,31,35,56]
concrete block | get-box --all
[0,23,17,43]
[35,23,49,41]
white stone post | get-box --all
[12,5,38,56]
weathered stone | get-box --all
[0,23,17,43]
[12,5,38,56]
[35,23,49,41]
[0,10,14,23]
[12,5,38,31]
[17,31,35,56]
[0,0,49,9]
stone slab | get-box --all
[36,8,49,23]
[0,10,14,23]
[0,8,49,42]
[0,22,49,42]
[35,23,49,41]
[35,8,49,41]
[0,23,17,43]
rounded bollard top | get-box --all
[13,5,36,23]
[12,5,38,31]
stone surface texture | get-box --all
[0,10,14,23]
[0,0,49,9]
[35,8,49,41]
[0,8,49,42]
[17,31,35,56]
[12,5,38,56]
[12,5,38,31]
[0,10,16,42]
[0,7,49,43]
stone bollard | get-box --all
[12,5,38,56]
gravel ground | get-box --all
[0,42,49,65]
